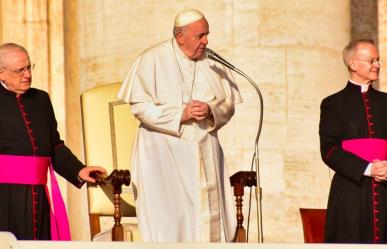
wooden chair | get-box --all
[91,169,131,241]
[299,208,326,243]
[81,82,140,241]
[229,171,257,242]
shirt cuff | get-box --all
[364,163,372,176]
[77,175,85,183]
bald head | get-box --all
[0,43,32,95]
[343,39,375,69]
[0,43,28,67]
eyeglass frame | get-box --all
[354,58,383,66]
[1,63,35,76]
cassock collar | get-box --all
[0,81,28,96]
[0,81,15,96]
[348,79,371,92]
[0,81,8,90]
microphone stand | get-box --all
[207,49,264,243]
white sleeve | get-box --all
[364,163,372,176]
[131,102,184,136]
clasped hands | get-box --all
[181,100,212,123]
[371,159,387,182]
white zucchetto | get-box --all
[174,9,205,27]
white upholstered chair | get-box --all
[81,82,140,241]
[0,232,20,249]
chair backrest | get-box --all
[299,208,326,243]
[0,232,20,249]
[81,82,139,238]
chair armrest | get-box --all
[229,171,257,243]
[90,170,131,241]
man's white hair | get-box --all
[343,39,375,69]
[0,43,28,67]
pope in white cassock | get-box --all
[117,9,242,242]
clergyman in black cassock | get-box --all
[320,39,387,243]
[0,43,106,240]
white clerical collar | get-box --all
[0,81,9,90]
[349,79,371,92]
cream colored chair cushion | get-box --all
[0,232,19,249]
[81,82,140,241]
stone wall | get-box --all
[245,1,350,242]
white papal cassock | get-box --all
[117,38,242,242]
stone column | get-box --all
[63,0,89,240]
[350,0,378,42]
[48,0,66,137]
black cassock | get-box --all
[320,82,387,243]
[0,84,85,240]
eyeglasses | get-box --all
[2,63,35,76]
[355,58,383,66]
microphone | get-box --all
[206,47,265,243]
[206,48,236,70]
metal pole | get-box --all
[235,68,264,243]
[207,51,264,243]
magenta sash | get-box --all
[0,154,71,240]
[342,138,387,162]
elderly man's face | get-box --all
[178,18,209,60]
[0,50,32,95]
[350,43,380,83]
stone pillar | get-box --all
[350,0,378,42]
[48,0,66,136]
[63,0,89,240]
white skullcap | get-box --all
[174,9,205,27]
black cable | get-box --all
[246,151,256,242]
